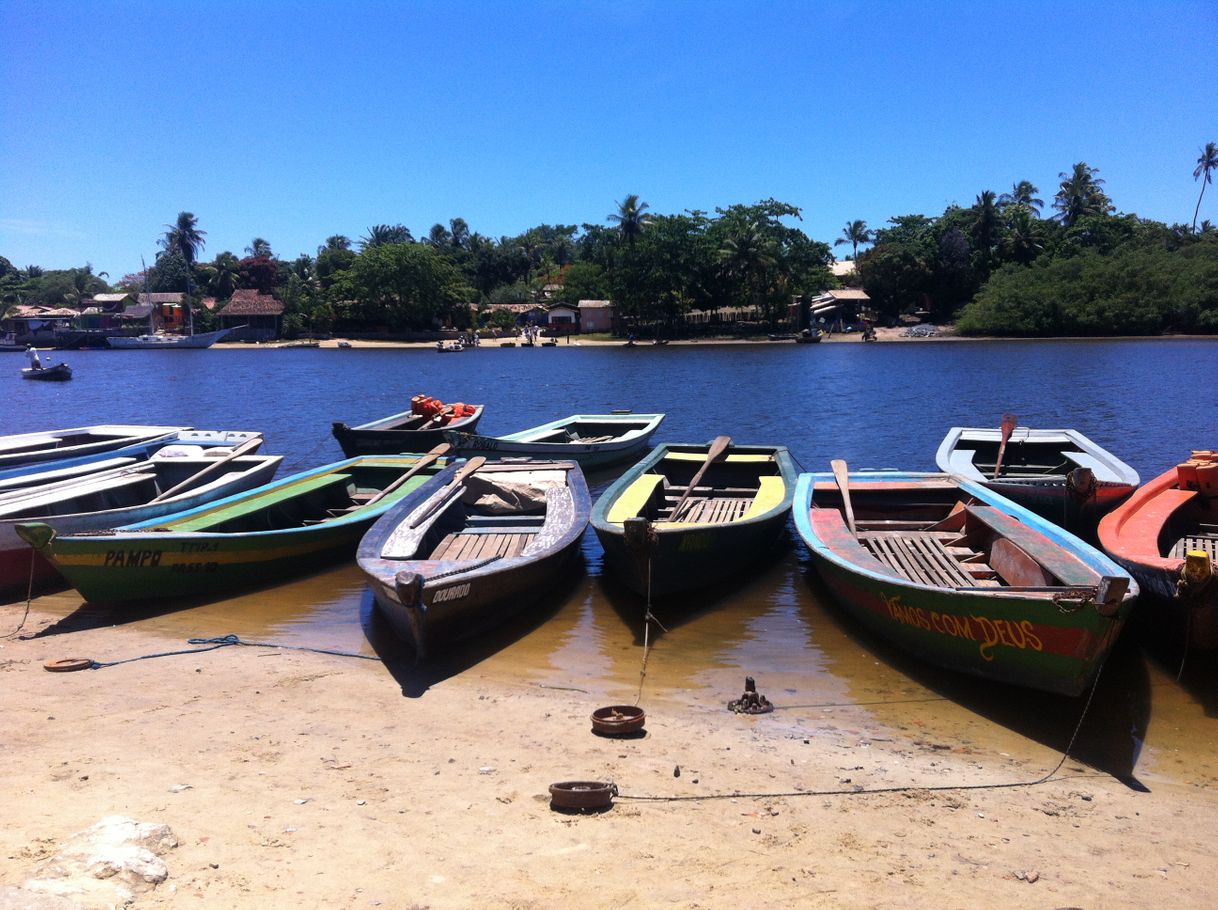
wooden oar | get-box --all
[669,435,731,521]
[992,413,1018,480]
[149,436,264,503]
[358,443,453,510]
[831,459,857,536]
[408,455,487,528]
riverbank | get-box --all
[215,327,1218,350]
[1,598,1214,909]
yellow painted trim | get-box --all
[663,452,771,463]
[740,476,786,521]
[606,473,663,523]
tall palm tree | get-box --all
[361,224,413,249]
[427,224,452,247]
[449,218,471,249]
[245,237,273,258]
[1192,141,1218,232]
[609,194,652,245]
[159,212,207,265]
[202,252,241,298]
[971,191,999,255]
[319,235,352,253]
[719,222,782,321]
[833,220,872,260]
[1053,162,1113,226]
[999,206,1043,264]
[998,180,1043,215]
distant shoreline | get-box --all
[213,329,1217,350]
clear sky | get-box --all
[1,0,1214,280]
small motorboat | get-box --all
[332,395,484,456]
[21,362,72,381]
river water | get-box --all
[5,339,1217,788]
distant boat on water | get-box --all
[107,327,232,349]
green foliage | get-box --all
[957,237,1218,336]
[334,242,473,331]
[556,262,608,305]
[147,252,192,293]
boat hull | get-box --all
[0,455,281,600]
[106,328,231,349]
[332,407,484,457]
[591,442,797,597]
[25,455,450,603]
[22,363,72,380]
[358,461,590,657]
[794,472,1137,696]
[1098,461,1218,649]
[445,413,665,470]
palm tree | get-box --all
[427,224,452,247]
[971,191,999,256]
[245,237,273,259]
[998,181,1043,215]
[159,212,207,265]
[833,220,872,260]
[449,218,471,249]
[1192,141,1218,232]
[609,195,652,245]
[319,235,352,253]
[999,206,1043,264]
[1199,219,1215,235]
[1052,162,1113,226]
[719,222,781,322]
[361,224,413,249]
[202,252,241,298]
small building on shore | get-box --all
[577,299,614,333]
[217,289,284,342]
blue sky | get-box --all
[1,0,1214,279]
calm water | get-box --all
[6,339,1218,787]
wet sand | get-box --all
[3,552,1217,908]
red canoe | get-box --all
[1098,452,1218,649]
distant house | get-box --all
[830,260,858,279]
[217,289,284,342]
[1,305,76,342]
[91,292,136,312]
[806,288,872,329]
[544,304,578,334]
[489,303,547,327]
[577,300,614,333]
[138,292,188,332]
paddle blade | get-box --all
[830,459,857,536]
[706,435,732,463]
[1000,413,1017,439]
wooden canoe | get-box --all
[0,449,282,599]
[936,425,1139,531]
[357,460,590,658]
[591,441,797,597]
[0,425,189,471]
[332,403,484,456]
[444,412,665,470]
[16,453,453,604]
[1097,451,1218,649]
[794,470,1138,696]
[0,429,265,489]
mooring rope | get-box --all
[85,634,381,669]
[1,548,37,639]
[617,619,1122,802]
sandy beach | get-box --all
[2,593,1215,909]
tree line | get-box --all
[2,143,1215,338]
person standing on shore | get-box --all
[25,345,42,370]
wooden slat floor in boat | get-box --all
[430,531,536,561]
[861,531,999,588]
[1171,533,1218,560]
[670,496,751,523]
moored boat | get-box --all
[106,327,232,349]
[591,438,797,597]
[445,412,666,470]
[1098,451,1218,649]
[332,395,484,456]
[0,441,280,599]
[0,426,257,477]
[936,421,1139,530]
[794,466,1137,696]
[17,449,453,604]
[358,458,590,658]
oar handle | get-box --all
[359,443,452,510]
[408,456,486,528]
[669,436,731,520]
